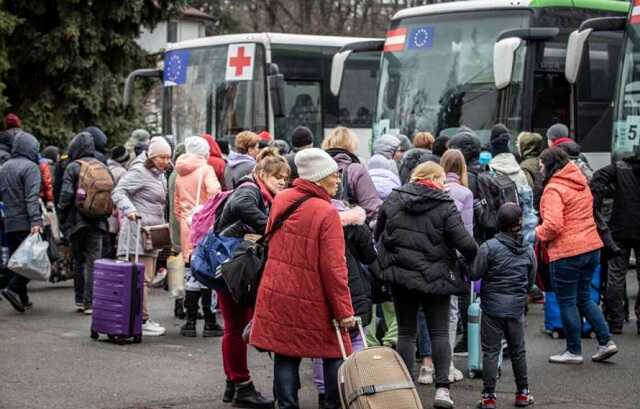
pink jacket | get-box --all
[174,153,221,258]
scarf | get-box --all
[551,137,574,147]
[416,179,443,190]
[255,177,274,206]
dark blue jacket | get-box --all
[471,232,535,319]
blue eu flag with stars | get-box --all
[164,50,190,86]
[408,26,435,50]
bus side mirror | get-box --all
[565,29,593,85]
[268,63,285,118]
[493,38,522,90]
[331,50,352,96]
[123,68,162,107]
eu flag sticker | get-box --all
[408,26,435,50]
[164,49,190,86]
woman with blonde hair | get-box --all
[375,161,477,409]
[322,126,381,221]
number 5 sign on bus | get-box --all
[226,44,255,81]
[616,116,640,152]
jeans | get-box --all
[481,313,528,394]
[393,287,451,387]
[4,231,31,304]
[550,250,611,354]
[71,227,103,307]
[313,331,365,394]
[275,354,341,409]
[604,240,640,328]
[417,309,432,358]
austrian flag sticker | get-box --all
[384,28,407,52]
[632,0,640,25]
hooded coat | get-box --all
[202,134,227,184]
[250,179,354,358]
[517,132,544,209]
[398,148,440,184]
[58,132,108,237]
[111,152,167,257]
[325,148,382,221]
[448,131,482,197]
[84,126,108,164]
[372,134,401,160]
[471,232,536,318]
[0,132,42,233]
[374,183,478,295]
[224,151,256,189]
[368,153,401,200]
[0,127,20,165]
[445,172,474,235]
[536,162,603,262]
[174,153,221,258]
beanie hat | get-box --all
[396,134,413,152]
[185,136,210,158]
[111,146,129,163]
[259,131,272,142]
[498,202,522,233]
[147,136,172,159]
[546,123,570,142]
[41,146,60,162]
[295,148,338,182]
[84,126,108,153]
[290,126,314,149]
[131,128,151,144]
[4,113,21,129]
[490,124,512,156]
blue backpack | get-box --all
[191,231,242,290]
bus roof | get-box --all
[165,33,380,52]
[392,0,628,20]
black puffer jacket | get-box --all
[374,183,478,295]
[344,222,377,325]
[470,232,535,319]
[215,176,267,238]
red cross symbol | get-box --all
[229,46,252,76]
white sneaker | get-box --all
[448,363,464,383]
[592,341,618,362]
[151,268,167,288]
[142,320,166,336]
[83,308,93,315]
[549,350,583,364]
[434,387,454,409]
[417,365,434,385]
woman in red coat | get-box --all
[251,148,356,409]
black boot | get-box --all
[180,319,197,337]
[223,379,235,403]
[232,381,273,408]
[203,313,224,337]
[174,298,186,319]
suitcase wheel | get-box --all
[90,330,99,340]
[468,370,477,379]
[552,331,560,339]
[107,335,116,341]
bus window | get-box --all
[338,52,379,128]
[274,81,323,146]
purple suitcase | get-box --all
[90,220,144,343]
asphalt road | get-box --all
[1,276,639,409]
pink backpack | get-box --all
[189,182,256,246]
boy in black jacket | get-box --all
[471,203,536,409]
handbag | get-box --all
[220,194,311,306]
[141,224,171,251]
[447,251,471,296]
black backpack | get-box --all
[475,170,519,241]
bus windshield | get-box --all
[374,11,529,143]
[613,24,640,160]
[165,44,266,143]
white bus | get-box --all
[124,33,381,158]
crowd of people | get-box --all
[0,111,634,409]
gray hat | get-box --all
[373,134,401,160]
[546,123,570,142]
[295,148,338,182]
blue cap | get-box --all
[479,151,492,165]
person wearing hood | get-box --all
[225,131,261,189]
[374,161,477,409]
[517,132,544,210]
[592,150,640,334]
[447,128,482,197]
[546,123,594,179]
[322,127,381,221]
[398,148,441,185]
[107,146,129,186]
[58,132,109,314]
[395,133,413,161]
[0,113,22,166]
[536,148,617,365]
[0,132,42,312]
[112,137,172,336]
[471,203,536,409]
[201,133,227,184]
[367,153,401,200]
[284,126,314,181]
[174,136,222,338]
[368,134,401,173]
[84,126,108,165]
[125,128,151,168]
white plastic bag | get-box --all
[167,254,186,298]
[7,234,51,281]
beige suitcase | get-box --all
[334,319,423,409]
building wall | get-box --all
[136,20,207,54]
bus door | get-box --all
[275,80,323,146]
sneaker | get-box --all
[2,289,25,313]
[549,350,583,364]
[151,268,167,288]
[448,363,464,383]
[592,341,618,362]
[83,308,93,315]
[477,392,496,409]
[434,387,454,409]
[515,389,535,407]
[417,365,434,385]
[75,302,84,312]
[142,320,166,336]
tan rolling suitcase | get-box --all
[334,319,423,409]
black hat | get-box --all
[111,145,129,163]
[290,126,314,149]
[498,202,522,233]
[490,123,512,156]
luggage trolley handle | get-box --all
[333,317,367,361]
[124,215,143,264]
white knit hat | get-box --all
[295,148,338,182]
[147,136,172,159]
[185,136,210,158]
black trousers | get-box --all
[604,241,640,329]
[4,231,31,303]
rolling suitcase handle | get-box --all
[333,316,367,361]
[123,216,142,264]
[123,216,143,337]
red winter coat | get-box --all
[39,159,54,203]
[202,133,226,185]
[250,179,354,359]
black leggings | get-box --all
[392,287,451,388]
